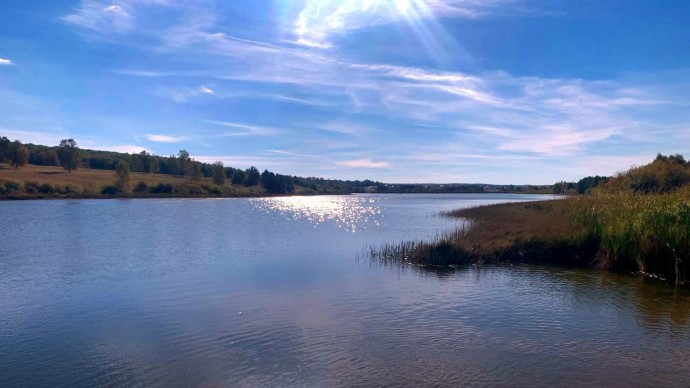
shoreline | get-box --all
[370,198,690,286]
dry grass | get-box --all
[445,200,585,253]
[0,163,265,197]
[370,199,597,267]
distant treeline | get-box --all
[9,135,672,197]
[0,136,380,195]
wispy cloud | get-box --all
[292,0,514,48]
[198,85,214,95]
[336,159,390,168]
[90,144,151,154]
[62,1,135,34]
[146,134,189,143]
[0,57,13,66]
[0,129,65,145]
[205,120,282,136]
[151,85,217,102]
[51,0,690,183]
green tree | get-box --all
[9,141,29,169]
[115,161,131,193]
[212,161,226,185]
[231,169,246,185]
[0,136,10,162]
[178,149,190,177]
[190,161,202,183]
[244,166,260,187]
[40,150,61,166]
[57,138,80,173]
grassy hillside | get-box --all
[0,163,271,198]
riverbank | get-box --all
[0,163,318,199]
[371,199,595,266]
[371,195,690,285]
[372,155,690,285]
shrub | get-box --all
[24,181,40,194]
[38,183,55,194]
[201,184,222,195]
[55,184,80,195]
[3,180,23,193]
[150,183,173,194]
[133,181,148,193]
[173,183,205,195]
[101,185,119,195]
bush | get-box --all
[201,184,222,195]
[150,183,173,194]
[38,183,55,194]
[133,181,148,193]
[2,180,23,193]
[24,181,40,194]
[55,184,80,195]
[101,185,119,195]
[173,183,205,195]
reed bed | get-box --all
[371,190,690,285]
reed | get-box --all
[371,174,690,285]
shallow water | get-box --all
[1,194,689,387]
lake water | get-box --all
[1,194,690,387]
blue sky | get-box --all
[1,0,689,184]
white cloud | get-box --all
[205,120,282,136]
[0,58,13,66]
[292,0,511,48]
[62,1,134,34]
[151,85,218,102]
[90,144,151,153]
[198,85,214,95]
[336,159,390,168]
[146,134,189,143]
[58,1,690,182]
[0,129,65,145]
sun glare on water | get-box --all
[250,196,382,232]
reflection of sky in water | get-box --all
[250,196,382,232]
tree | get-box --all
[244,166,260,187]
[9,141,29,169]
[0,136,10,162]
[115,161,131,193]
[57,139,80,173]
[212,161,226,185]
[178,149,190,177]
[231,169,246,185]
[190,161,202,183]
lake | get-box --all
[1,194,690,387]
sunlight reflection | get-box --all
[250,196,382,232]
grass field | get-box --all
[0,163,267,198]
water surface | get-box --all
[1,194,689,387]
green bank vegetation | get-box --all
[371,154,690,285]
[0,136,562,197]
[0,136,382,198]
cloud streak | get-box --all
[336,159,391,168]
[48,1,690,183]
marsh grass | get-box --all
[371,192,690,285]
[574,191,690,284]
[370,199,598,268]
